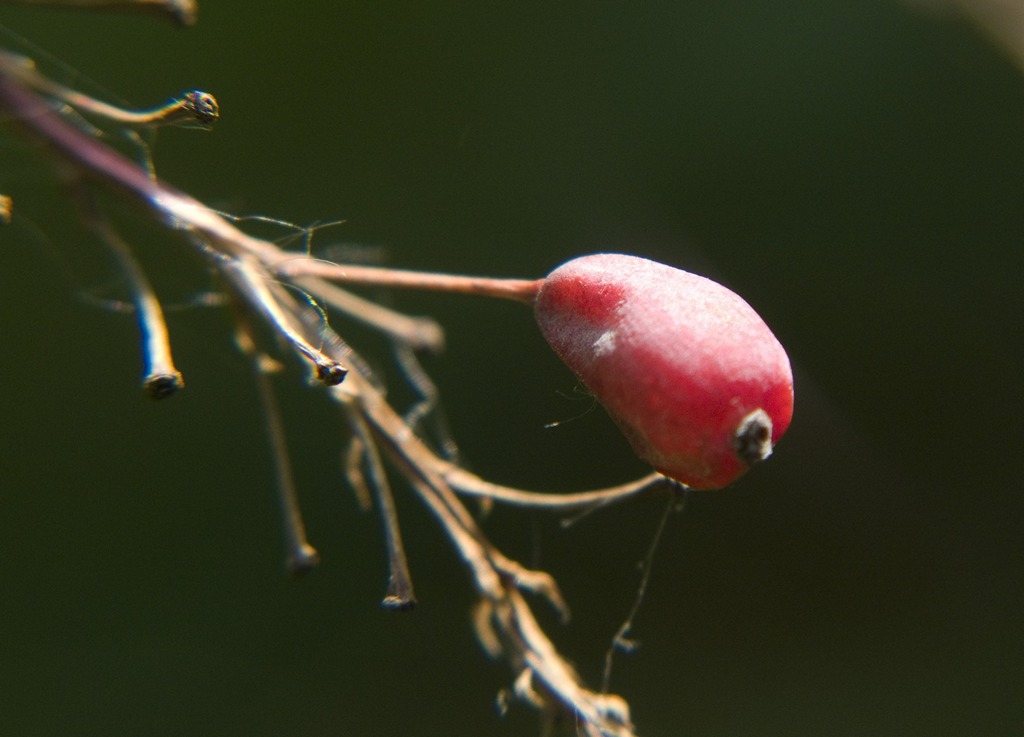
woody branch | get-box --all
[0,52,673,737]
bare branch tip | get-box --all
[381,594,417,611]
[287,544,320,578]
[143,371,184,399]
[170,0,198,27]
[180,90,218,127]
[315,361,348,386]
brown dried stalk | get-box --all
[0,50,675,736]
[0,0,197,26]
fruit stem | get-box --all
[275,259,544,305]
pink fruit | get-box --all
[534,254,793,489]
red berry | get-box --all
[534,254,793,489]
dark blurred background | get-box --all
[1,1,1022,735]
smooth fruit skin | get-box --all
[534,254,793,489]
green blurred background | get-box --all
[1,1,1022,735]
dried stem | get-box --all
[0,54,648,736]
[335,370,643,736]
[444,466,671,512]
[215,255,348,385]
[0,0,197,26]
[342,433,374,511]
[343,404,417,609]
[277,258,543,305]
[0,52,217,128]
[234,311,320,577]
[291,274,445,351]
[73,189,183,397]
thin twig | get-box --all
[443,466,669,512]
[74,189,183,398]
[216,254,347,385]
[344,405,416,609]
[233,310,320,577]
[0,62,648,736]
[342,433,374,511]
[277,257,543,304]
[291,274,445,352]
[339,371,641,734]
[0,53,217,128]
[393,340,461,462]
[0,0,197,26]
